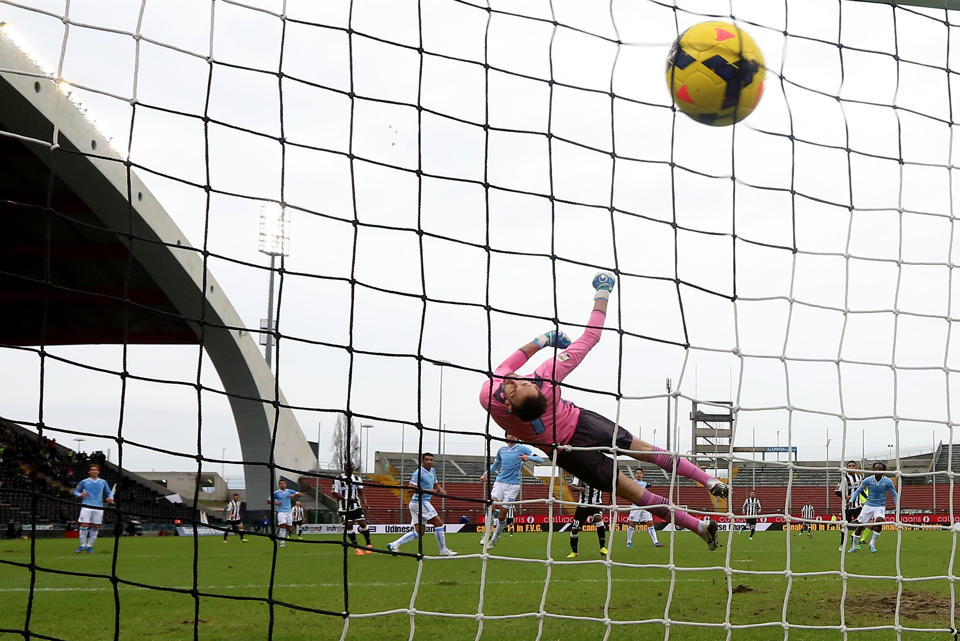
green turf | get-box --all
[0,527,956,640]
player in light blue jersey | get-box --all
[72,463,115,554]
[268,479,301,548]
[479,435,544,548]
[387,452,457,556]
[625,468,662,549]
[848,462,899,553]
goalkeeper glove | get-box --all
[533,329,572,350]
[593,271,616,301]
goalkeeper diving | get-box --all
[479,272,723,550]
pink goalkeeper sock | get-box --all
[646,446,712,486]
[637,489,702,533]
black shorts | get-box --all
[293,520,304,526]
[555,408,633,492]
[572,505,605,530]
[844,506,862,523]
[745,517,757,527]
[341,508,365,522]
[227,519,242,527]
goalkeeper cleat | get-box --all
[365,544,373,554]
[599,547,609,556]
[702,519,719,551]
[707,480,729,499]
[566,552,578,559]
[439,548,458,557]
[354,548,364,556]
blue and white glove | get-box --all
[593,271,616,301]
[533,329,572,350]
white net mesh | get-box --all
[0,0,959,639]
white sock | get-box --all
[78,527,88,547]
[434,525,447,551]
[86,529,99,548]
[279,528,287,540]
[394,530,418,548]
[493,520,506,542]
[647,525,660,545]
[626,526,635,544]
[871,530,880,545]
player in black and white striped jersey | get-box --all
[799,502,815,537]
[567,476,607,558]
[291,501,305,539]
[223,493,246,542]
[835,460,866,551]
[332,462,372,555]
[741,491,761,540]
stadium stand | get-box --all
[0,419,200,528]
[301,450,960,524]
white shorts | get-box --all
[409,500,438,524]
[78,507,104,525]
[856,505,886,524]
[277,512,293,526]
[491,481,521,504]
[628,509,653,523]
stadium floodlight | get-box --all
[360,424,374,473]
[399,424,407,513]
[932,430,937,513]
[665,378,672,452]
[257,203,290,258]
[825,433,831,513]
[257,203,290,372]
[435,360,451,517]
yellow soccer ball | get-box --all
[665,21,765,126]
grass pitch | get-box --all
[0,527,956,640]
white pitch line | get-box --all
[0,574,851,594]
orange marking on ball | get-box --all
[715,27,735,41]
[752,81,764,108]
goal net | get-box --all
[0,0,957,640]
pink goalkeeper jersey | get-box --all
[479,309,607,448]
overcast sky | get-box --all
[2,0,960,483]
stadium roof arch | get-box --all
[0,29,315,510]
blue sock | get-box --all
[434,525,446,551]
[394,530,418,547]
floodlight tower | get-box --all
[258,203,290,372]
